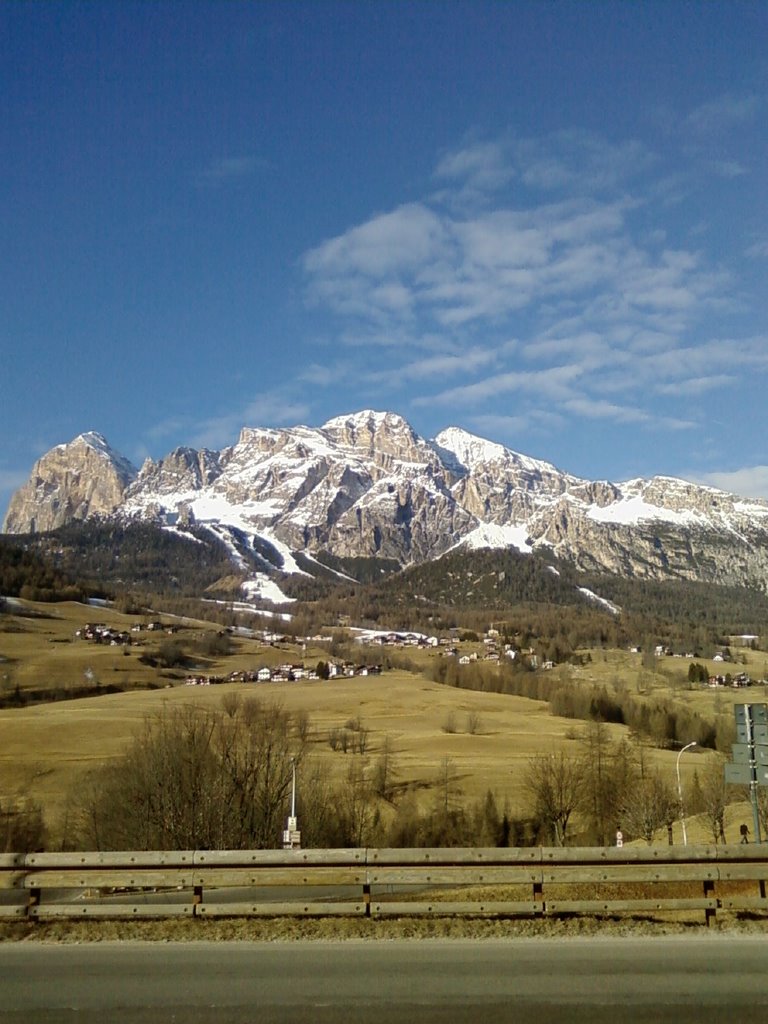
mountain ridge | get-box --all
[5,409,768,595]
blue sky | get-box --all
[2,1,767,519]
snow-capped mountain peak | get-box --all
[433,426,566,478]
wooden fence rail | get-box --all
[1,846,767,924]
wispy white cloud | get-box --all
[746,238,768,260]
[299,363,340,387]
[515,130,655,193]
[418,364,586,409]
[146,416,192,441]
[656,375,736,397]
[182,393,311,451]
[301,123,766,443]
[434,139,514,192]
[562,397,652,424]
[305,203,448,280]
[651,337,768,378]
[707,159,748,179]
[368,345,502,386]
[435,130,656,200]
[196,156,264,185]
[470,409,566,438]
[690,466,768,500]
[685,93,762,136]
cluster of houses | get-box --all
[361,631,443,648]
[74,621,179,646]
[184,661,383,687]
[707,672,756,688]
[75,623,132,646]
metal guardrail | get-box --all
[1,846,767,924]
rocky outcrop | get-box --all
[5,410,768,592]
[130,447,222,496]
[2,433,137,534]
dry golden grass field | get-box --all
[0,599,757,846]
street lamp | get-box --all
[676,741,697,846]
[282,758,301,850]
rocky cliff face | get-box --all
[3,433,137,534]
[5,411,768,592]
[135,447,222,495]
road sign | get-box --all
[735,723,768,744]
[734,704,768,727]
[282,828,301,849]
[757,766,768,788]
[733,743,768,766]
[725,763,754,786]
[732,743,752,765]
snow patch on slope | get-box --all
[241,577,295,604]
[577,587,621,615]
[586,495,707,528]
[455,523,533,554]
[434,426,564,477]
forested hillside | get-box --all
[5,520,249,598]
[0,537,87,602]
[284,546,768,655]
[5,518,768,658]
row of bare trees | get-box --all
[523,721,737,846]
[24,698,749,852]
[64,698,509,851]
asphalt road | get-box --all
[1,935,767,1023]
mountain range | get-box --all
[5,410,768,598]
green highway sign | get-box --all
[732,743,751,765]
[729,706,768,838]
[733,743,768,766]
[734,723,768,745]
[725,763,753,786]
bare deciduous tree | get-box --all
[355,725,370,756]
[74,698,306,850]
[0,796,46,852]
[523,751,582,846]
[338,759,379,847]
[698,755,729,844]
[372,734,398,800]
[620,771,676,845]
[577,723,636,845]
[466,711,482,735]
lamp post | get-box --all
[676,741,697,846]
[282,758,301,850]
